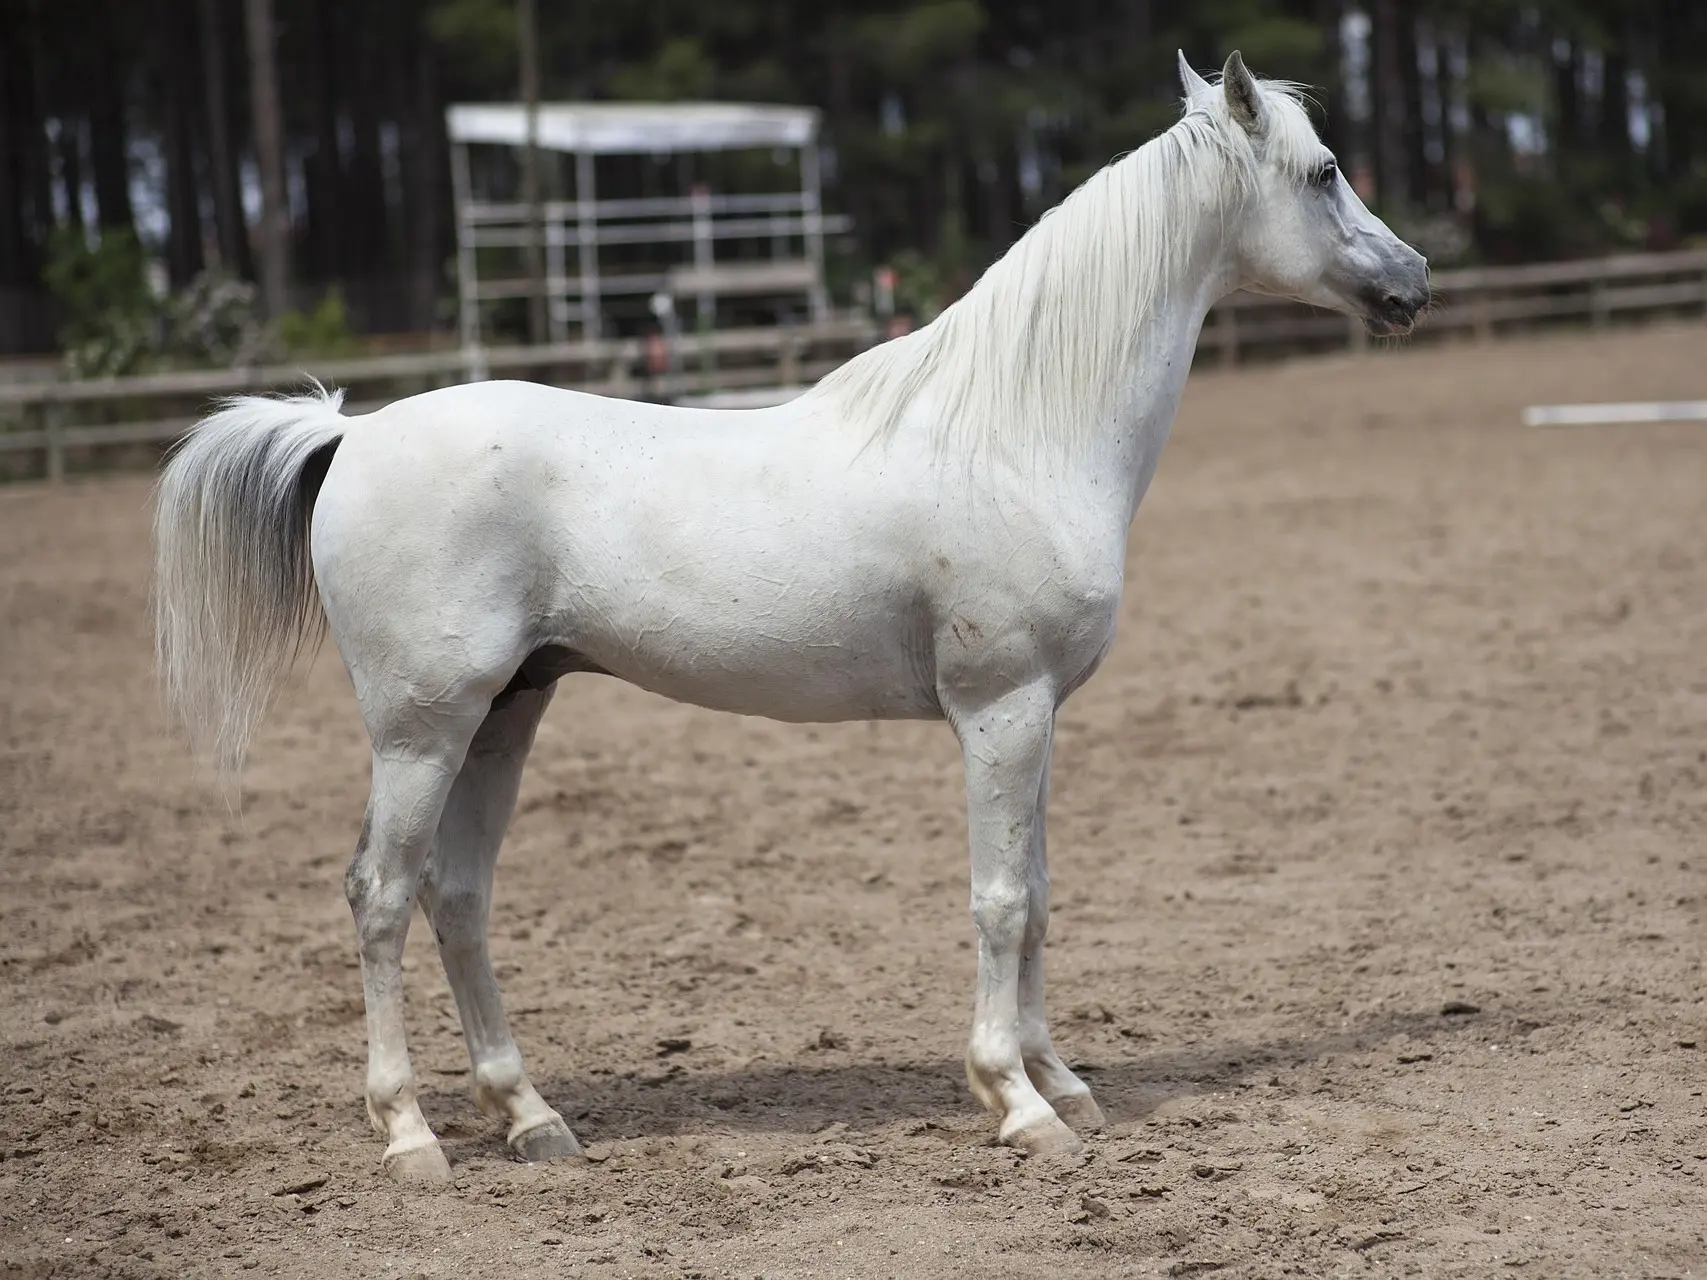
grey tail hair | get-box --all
[152,384,348,778]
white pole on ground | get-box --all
[1522,401,1707,427]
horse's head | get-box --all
[1181,51,1430,335]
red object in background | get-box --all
[874,266,896,318]
[645,332,668,375]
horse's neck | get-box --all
[1073,214,1239,528]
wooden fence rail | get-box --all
[3,248,1706,480]
[0,317,879,481]
[1198,246,1707,364]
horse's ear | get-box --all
[1222,50,1264,134]
[1177,50,1211,99]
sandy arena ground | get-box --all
[2,325,1705,1279]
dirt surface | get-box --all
[3,325,1705,1279]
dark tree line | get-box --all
[2,0,1705,353]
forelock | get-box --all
[1183,74,1326,181]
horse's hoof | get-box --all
[511,1116,585,1164]
[1004,1114,1083,1159]
[382,1139,452,1185]
[1050,1092,1106,1134]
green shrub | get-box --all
[43,228,280,375]
[887,249,949,323]
[279,288,355,358]
[165,271,270,367]
[43,228,158,377]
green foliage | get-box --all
[427,0,516,79]
[21,0,1707,357]
[1466,58,1548,119]
[42,228,275,375]
[886,249,950,323]
[854,1,985,79]
[62,311,157,379]
[1221,17,1324,76]
[278,288,355,358]
[610,37,716,101]
[42,228,156,375]
[164,271,270,368]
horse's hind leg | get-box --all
[1017,741,1105,1133]
[345,712,485,1184]
[418,687,582,1164]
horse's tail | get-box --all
[152,384,348,778]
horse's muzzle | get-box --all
[1360,259,1431,336]
[1358,279,1427,337]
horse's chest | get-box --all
[933,548,1123,695]
[1036,566,1124,671]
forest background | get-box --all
[2,0,1703,360]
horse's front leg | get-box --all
[953,684,1082,1156]
[1017,740,1105,1133]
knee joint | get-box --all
[971,882,1029,950]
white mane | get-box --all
[811,75,1324,461]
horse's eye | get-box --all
[1314,161,1338,189]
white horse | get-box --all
[154,53,1427,1182]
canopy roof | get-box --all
[446,102,819,155]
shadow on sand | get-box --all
[428,1002,1517,1162]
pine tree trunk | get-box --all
[345,17,390,281]
[1436,29,1460,214]
[1553,43,1580,172]
[1315,0,1350,165]
[245,0,289,316]
[89,24,134,232]
[1599,41,1632,192]
[1125,0,1151,48]
[20,0,53,256]
[518,0,546,343]
[0,26,35,285]
[824,27,868,269]
[985,150,1014,254]
[1400,10,1427,208]
[1656,1,1697,189]
[1371,0,1409,209]
[302,0,345,282]
[57,119,85,237]
[160,0,206,288]
[400,29,445,332]
[199,0,252,278]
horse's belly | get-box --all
[576,617,941,722]
[550,548,943,722]
[614,656,940,722]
